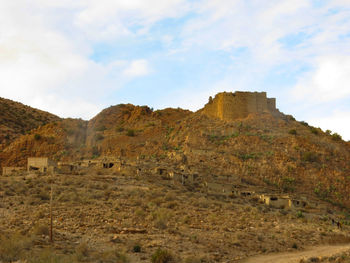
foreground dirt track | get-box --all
[242,244,350,263]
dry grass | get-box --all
[1,171,350,262]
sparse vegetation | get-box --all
[301,151,318,162]
[95,125,106,132]
[95,133,104,141]
[332,133,342,141]
[34,133,42,140]
[310,127,319,135]
[296,211,304,218]
[126,129,135,137]
[288,129,297,135]
[151,249,174,263]
[133,245,141,253]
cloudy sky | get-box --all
[1,0,350,140]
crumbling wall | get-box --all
[2,167,25,176]
[27,157,56,173]
[202,91,278,121]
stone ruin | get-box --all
[27,157,56,173]
[2,167,25,176]
[201,91,279,121]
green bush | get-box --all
[95,134,104,141]
[296,211,304,218]
[34,134,42,140]
[151,249,174,263]
[288,129,297,135]
[332,133,342,141]
[310,127,319,135]
[301,151,318,162]
[126,129,135,137]
[288,115,296,121]
[133,245,141,253]
[95,125,106,132]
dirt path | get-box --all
[242,244,350,263]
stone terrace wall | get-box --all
[202,91,277,121]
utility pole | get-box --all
[49,173,53,243]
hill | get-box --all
[1,91,350,262]
[1,92,350,208]
[0,97,60,148]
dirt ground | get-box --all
[1,171,350,262]
[242,244,350,263]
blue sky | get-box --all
[1,0,350,140]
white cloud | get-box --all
[292,56,350,102]
[179,0,350,68]
[73,0,191,41]
[122,59,152,77]
[0,0,160,118]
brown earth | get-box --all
[1,100,349,208]
[1,92,350,262]
[242,245,350,263]
[1,171,350,263]
[0,97,60,148]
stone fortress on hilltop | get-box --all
[201,91,280,121]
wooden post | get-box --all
[49,174,53,243]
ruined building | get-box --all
[201,91,279,121]
[27,157,56,173]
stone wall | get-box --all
[2,167,25,176]
[201,91,278,121]
[27,157,56,172]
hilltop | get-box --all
[0,97,60,148]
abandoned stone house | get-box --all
[57,162,76,174]
[289,199,308,209]
[2,167,25,176]
[27,157,56,173]
[232,190,255,197]
[154,167,167,176]
[205,182,233,194]
[260,194,290,209]
[259,194,309,210]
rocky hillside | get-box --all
[1,93,350,208]
[0,97,60,147]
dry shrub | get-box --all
[0,232,33,262]
[33,223,49,236]
[151,248,174,263]
[27,248,73,263]
[326,233,350,245]
[135,208,146,218]
[152,208,172,229]
[184,256,202,263]
[75,241,90,261]
[164,201,177,209]
[164,192,176,202]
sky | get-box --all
[0,0,350,140]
